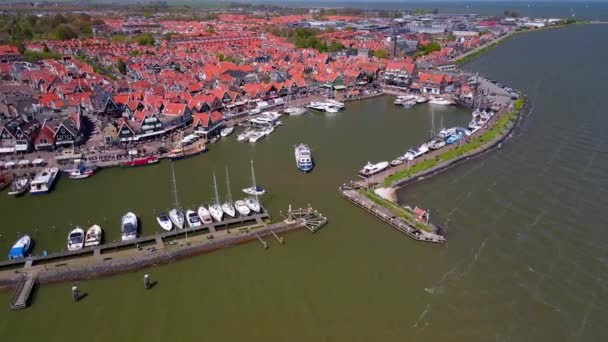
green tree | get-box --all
[133,33,154,46]
[327,40,344,52]
[54,24,78,40]
[117,58,126,75]
[373,49,389,59]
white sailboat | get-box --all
[208,171,224,222]
[197,206,213,225]
[244,160,262,213]
[221,167,236,218]
[168,164,185,229]
[242,160,266,195]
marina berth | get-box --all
[29,167,59,195]
[121,212,138,241]
[67,227,85,251]
[8,235,31,260]
[84,225,103,247]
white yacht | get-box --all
[245,197,261,213]
[390,158,404,166]
[284,107,306,116]
[8,177,29,196]
[220,126,235,137]
[29,167,59,194]
[156,212,173,231]
[84,225,103,247]
[67,227,85,251]
[186,210,202,228]
[248,131,266,143]
[402,100,417,108]
[197,206,213,224]
[326,99,345,109]
[416,95,429,103]
[237,129,254,142]
[234,200,250,216]
[169,209,185,229]
[359,161,390,177]
[209,171,224,222]
[307,102,327,111]
[222,168,237,218]
[428,97,454,105]
[429,140,446,150]
[121,212,138,241]
[324,104,339,113]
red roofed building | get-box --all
[192,111,224,138]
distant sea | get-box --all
[244,1,608,20]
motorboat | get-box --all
[416,96,429,103]
[294,143,314,172]
[8,235,31,259]
[245,197,261,213]
[324,104,339,113]
[429,140,446,150]
[121,212,138,241]
[249,112,281,127]
[120,156,159,168]
[390,158,404,166]
[402,100,417,108]
[220,126,235,137]
[261,125,275,136]
[68,164,95,180]
[8,177,29,196]
[156,212,173,231]
[237,129,254,142]
[169,208,185,229]
[284,107,306,116]
[67,227,85,251]
[234,200,250,216]
[186,210,202,228]
[243,186,265,195]
[307,102,327,111]
[222,168,236,218]
[326,99,345,109]
[437,127,457,140]
[429,97,454,105]
[197,206,213,224]
[359,161,389,177]
[29,167,59,195]
[84,225,103,247]
[248,131,266,143]
[403,145,429,161]
[209,171,224,222]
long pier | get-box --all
[339,187,445,244]
[1,206,328,310]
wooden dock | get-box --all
[339,186,445,244]
[9,273,37,310]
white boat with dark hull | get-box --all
[197,206,213,224]
[84,225,103,247]
[8,177,29,196]
[307,102,327,111]
[8,235,31,259]
[220,126,235,137]
[67,164,95,180]
[156,212,173,231]
[121,212,138,241]
[169,209,185,229]
[186,210,202,228]
[359,161,390,177]
[209,171,224,222]
[245,197,261,213]
[234,200,250,216]
[67,227,85,251]
[284,107,306,116]
[324,104,339,113]
[222,168,236,218]
[327,99,345,109]
[29,167,59,194]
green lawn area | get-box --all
[358,189,430,232]
[383,98,523,187]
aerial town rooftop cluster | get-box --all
[0,7,566,157]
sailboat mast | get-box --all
[225,167,232,204]
[430,107,435,140]
[250,160,258,202]
[171,163,180,209]
[213,170,220,205]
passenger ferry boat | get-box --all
[359,161,389,177]
[294,143,314,172]
[29,167,59,194]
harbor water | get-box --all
[1,24,608,341]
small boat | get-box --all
[220,126,235,137]
[186,209,202,228]
[390,158,404,166]
[120,156,159,168]
[324,104,339,113]
[234,200,250,216]
[8,177,29,196]
[359,161,389,177]
[8,235,31,259]
[248,131,266,143]
[428,97,454,105]
[402,100,417,108]
[326,99,345,109]
[249,108,261,115]
[237,129,254,142]
[84,225,103,247]
[67,227,85,251]
[29,167,59,195]
[416,96,429,103]
[156,212,173,231]
[242,186,265,196]
[294,143,314,172]
[167,143,207,161]
[68,164,95,180]
[222,168,236,218]
[209,171,224,222]
[429,140,446,150]
[197,206,213,224]
[121,212,138,241]
[284,107,306,116]
[245,197,261,213]
[169,208,185,229]
[307,102,327,111]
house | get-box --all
[54,112,83,147]
[162,102,192,127]
[34,120,58,151]
[117,118,137,141]
[132,108,163,135]
[0,45,22,63]
[192,111,224,138]
[0,117,40,153]
[101,122,119,145]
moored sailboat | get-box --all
[208,171,224,222]
[221,167,236,218]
